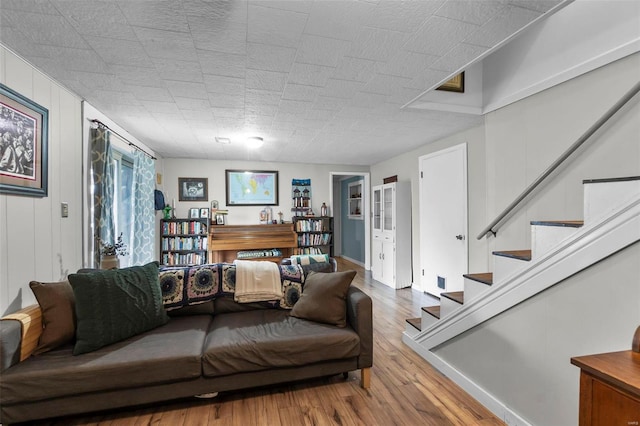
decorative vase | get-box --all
[100,255,120,270]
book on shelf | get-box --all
[297,233,332,246]
[161,236,208,251]
[161,252,206,266]
[162,220,207,235]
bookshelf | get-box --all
[292,216,333,256]
[160,218,209,266]
[348,179,363,219]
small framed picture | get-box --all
[178,177,208,202]
[200,208,209,218]
[188,208,199,218]
[216,214,225,225]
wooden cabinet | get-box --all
[371,182,411,289]
[292,216,333,256]
[571,350,640,426]
[160,219,208,266]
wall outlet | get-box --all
[61,202,69,218]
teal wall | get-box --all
[341,176,365,263]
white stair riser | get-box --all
[405,323,421,338]
[531,225,581,260]
[464,277,490,302]
[440,297,462,318]
[584,180,640,224]
[421,310,439,329]
[493,255,529,283]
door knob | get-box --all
[455,234,465,240]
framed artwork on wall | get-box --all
[178,177,208,202]
[0,83,49,197]
[225,169,278,206]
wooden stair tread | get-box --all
[406,317,422,331]
[441,291,464,305]
[530,220,584,228]
[421,306,440,319]
[583,176,640,184]
[463,272,493,285]
[492,249,532,261]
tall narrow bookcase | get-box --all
[160,218,209,266]
[292,216,333,257]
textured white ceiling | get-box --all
[0,0,567,165]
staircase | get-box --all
[404,175,640,341]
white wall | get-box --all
[483,0,640,113]
[434,242,640,425]
[0,46,83,315]
[370,124,488,287]
[158,159,368,255]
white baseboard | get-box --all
[402,333,532,426]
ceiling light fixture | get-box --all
[215,137,230,144]
[246,136,264,149]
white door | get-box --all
[419,144,468,297]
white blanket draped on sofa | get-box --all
[234,260,282,303]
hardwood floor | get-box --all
[29,258,504,426]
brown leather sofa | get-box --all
[0,269,372,424]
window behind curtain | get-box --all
[112,148,134,267]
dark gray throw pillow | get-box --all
[68,262,169,355]
[290,270,357,327]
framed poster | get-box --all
[225,170,278,206]
[0,83,49,197]
[178,177,208,202]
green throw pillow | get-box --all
[68,262,169,355]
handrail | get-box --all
[477,80,640,240]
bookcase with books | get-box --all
[160,218,209,266]
[292,216,333,257]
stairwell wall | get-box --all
[485,52,640,258]
[433,241,640,425]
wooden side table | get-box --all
[571,326,640,426]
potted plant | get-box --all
[97,233,129,269]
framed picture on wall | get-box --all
[225,169,278,206]
[178,177,208,202]
[0,83,49,197]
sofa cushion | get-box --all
[290,270,356,327]
[68,262,169,355]
[0,315,211,405]
[160,264,221,310]
[201,310,360,377]
[28,280,76,355]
